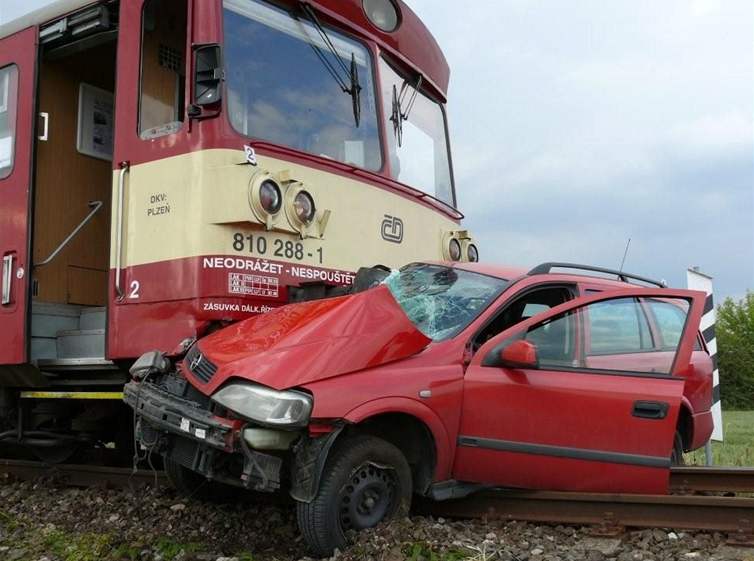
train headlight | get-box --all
[212,383,313,427]
[285,184,318,232]
[467,244,479,262]
[259,180,282,214]
[249,172,283,229]
[448,238,462,261]
[293,190,316,225]
[363,0,401,32]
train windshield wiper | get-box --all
[390,74,422,147]
[299,2,362,127]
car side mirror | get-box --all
[499,340,538,369]
[193,44,223,106]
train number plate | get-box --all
[232,232,323,264]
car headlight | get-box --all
[211,383,313,427]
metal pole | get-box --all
[704,440,713,466]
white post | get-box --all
[686,268,723,466]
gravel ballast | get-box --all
[0,476,751,561]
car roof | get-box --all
[449,261,527,280]
[434,261,664,291]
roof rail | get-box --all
[527,262,667,288]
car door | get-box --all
[0,28,37,365]
[453,288,705,495]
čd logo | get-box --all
[381,215,404,243]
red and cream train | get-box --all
[0,0,473,458]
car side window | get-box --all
[472,286,574,352]
[584,297,689,374]
[494,295,692,375]
[587,298,653,354]
[646,298,689,349]
[523,310,576,366]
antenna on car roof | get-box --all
[618,237,631,274]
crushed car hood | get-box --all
[188,285,432,393]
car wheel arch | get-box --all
[342,397,452,482]
[339,411,438,495]
[677,398,695,453]
[291,398,452,505]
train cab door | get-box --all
[454,288,705,495]
[108,0,191,359]
[0,28,38,365]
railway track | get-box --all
[0,458,166,488]
[1,460,753,543]
[421,468,754,545]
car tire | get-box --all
[296,435,412,556]
[164,457,238,502]
[670,431,685,466]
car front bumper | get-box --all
[124,379,235,451]
[123,379,284,491]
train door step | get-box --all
[79,307,106,330]
[56,329,105,359]
[35,357,117,371]
[31,302,81,360]
[31,303,107,362]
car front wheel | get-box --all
[296,435,412,556]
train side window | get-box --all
[0,65,18,179]
[138,0,187,139]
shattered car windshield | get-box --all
[384,264,508,341]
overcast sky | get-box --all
[406,0,753,300]
[2,0,752,299]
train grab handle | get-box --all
[34,201,103,268]
[115,162,130,299]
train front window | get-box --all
[379,58,454,206]
[223,0,382,171]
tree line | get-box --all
[717,292,754,409]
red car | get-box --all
[125,261,713,555]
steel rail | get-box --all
[421,490,754,536]
[0,459,166,488]
[670,466,754,494]
[1,462,753,494]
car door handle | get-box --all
[632,400,669,420]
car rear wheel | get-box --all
[164,457,238,502]
[670,431,685,466]
[296,435,412,556]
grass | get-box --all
[0,514,223,561]
[404,542,470,561]
[41,529,113,561]
[684,410,754,466]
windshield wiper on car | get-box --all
[298,2,362,127]
[390,74,422,147]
